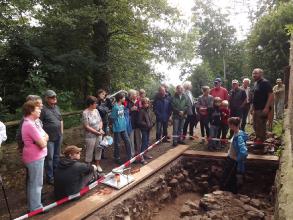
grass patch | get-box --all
[273,120,284,137]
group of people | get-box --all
[153,68,285,151]
[0,67,286,212]
[15,88,156,212]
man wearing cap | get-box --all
[54,145,98,200]
[273,78,285,120]
[210,78,229,101]
[251,68,273,148]
[40,90,63,185]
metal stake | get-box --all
[0,175,12,220]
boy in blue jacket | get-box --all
[111,93,132,165]
[220,117,248,194]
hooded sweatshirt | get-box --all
[228,130,248,173]
[54,157,94,200]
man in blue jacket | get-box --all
[153,86,172,142]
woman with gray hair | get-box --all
[182,81,198,139]
[16,95,43,151]
[124,89,141,157]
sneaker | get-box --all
[96,165,103,173]
[144,154,153,159]
[141,159,148,165]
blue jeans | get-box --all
[26,158,44,211]
[45,136,62,181]
[173,118,185,144]
[141,130,150,152]
[208,125,220,149]
[156,120,168,141]
[114,131,132,160]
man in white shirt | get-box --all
[240,78,252,131]
[0,120,7,164]
[182,81,198,139]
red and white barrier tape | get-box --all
[14,137,165,220]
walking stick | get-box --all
[0,175,12,220]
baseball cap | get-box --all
[214,78,222,83]
[232,79,239,84]
[44,90,57,97]
[276,78,282,82]
[64,145,82,156]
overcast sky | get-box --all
[158,0,258,86]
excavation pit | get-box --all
[84,151,278,220]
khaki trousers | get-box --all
[253,110,268,142]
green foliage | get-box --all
[247,2,293,81]
[0,0,182,113]
[180,0,248,89]
[285,24,293,35]
[188,62,213,97]
[56,91,75,111]
[21,69,48,98]
[63,114,81,129]
[273,120,284,137]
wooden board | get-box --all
[183,150,279,164]
[49,145,189,220]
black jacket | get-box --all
[209,106,221,126]
[54,157,93,200]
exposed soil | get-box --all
[153,192,202,220]
[87,156,277,220]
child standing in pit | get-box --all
[111,93,132,165]
[208,97,222,150]
[220,117,248,194]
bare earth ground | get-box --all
[0,125,205,220]
[152,193,202,220]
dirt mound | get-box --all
[180,190,273,220]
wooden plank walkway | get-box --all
[183,150,279,164]
[49,145,189,220]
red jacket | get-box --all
[220,108,230,125]
[210,87,229,100]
